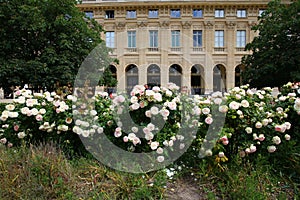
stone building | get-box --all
[78,0,270,94]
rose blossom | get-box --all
[0,138,7,144]
[218,152,225,158]
[250,144,257,153]
[258,134,265,141]
[284,134,291,141]
[150,141,159,150]
[245,127,252,134]
[204,117,213,125]
[229,101,240,110]
[255,122,263,129]
[123,136,129,142]
[14,125,19,132]
[35,114,43,121]
[156,147,164,154]
[218,105,228,113]
[18,132,26,139]
[241,100,250,108]
[272,136,281,145]
[202,108,210,115]
[167,101,177,110]
[132,137,141,146]
[267,145,276,153]
[154,93,162,102]
[150,106,159,115]
[157,156,165,162]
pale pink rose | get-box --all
[131,127,138,133]
[205,149,213,156]
[132,137,141,146]
[14,125,19,132]
[143,127,151,135]
[150,106,159,115]
[218,105,228,113]
[229,101,240,110]
[147,123,155,131]
[284,122,291,130]
[157,156,164,162]
[194,107,201,115]
[156,147,164,154]
[220,136,229,145]
[258,134,265,141]
[160,109,170,118]
[255,122,263,129]
[262,119,269,126]
[245,148,251,154]
[7,142,13,148]
[284,134,291,141]
[154,93,162,102]
[145,110,152,118]
[202,108,210,115]
[146,90,155,96]
[241,100,249,108]
[145,133,154,140]
[128,133,136,141]
[97,127,103,134]
[213,98,223,105]
[152,86,160,92]
[35,114,43,121]
[150,141,159,150]
[272,136,281,145]
[267,145,276,153]
[165,90,172,97]
[237,110,243,116]
[205,117,213,125]
[21,107,30,115]
[168,140,174,147]
[0,138,7,144]
[167,101,177,110]
[131,103,140,110]
[130,96,138,104]
[250,145,257,153]
[17,132,26,139]
[123,136,129,142]
[245,127,252,134]
[218,152,225,158]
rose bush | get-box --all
[0,82,299,166]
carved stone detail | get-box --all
[181,21,192,29]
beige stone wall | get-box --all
[78,0,271,94]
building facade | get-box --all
[78,0,270,94]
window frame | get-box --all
[171,30,180,47]
[127,31,136,48]
[84,11,94,19]
[149,30,158,48]
[193,30,203,47]
[126,10,137,18]
[105,31,115,48]
[237,9,247,18]
[170,9,181,18]
[214,30,224,47]
[236,30,246,48]
[148,9,159,18]
[192,9,203,18]
[215,9,225,18]
[105,10,115,19]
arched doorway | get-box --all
[126,64,138,93]
[147,64,161,87]
[191,64,205,95]
[235,65,245,87]
[169,64,182,87]
[213,64,226,92]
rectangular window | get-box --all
[215,30,224,47]
[237,9,247,18]
[193,9,203,18]
[127,10,136,18]
[171,30,180,47]
[236,30,246,47]
[193,30,202,47]
[149,9,158,18]
[105,10,114,19]
[215,9,224,18]
[105,31,115,48]
[84,11,93,19]
[128,31,136,48]
[170,9,181,18]
[149,30,158,47]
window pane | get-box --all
[193,9,203,18]
[215,9,224,17]
[193,30,202,47]
[236,30,246,47]
[171,30,180,47]
[105,10,114,19]
[170,9,181,18]
[106,32,115,48]
[149,30,158,47]
[128,31,136,48]
[149,9,158,18]
[237,9,247,18]
[127,10,136,18]
[84,11,93,19]
[215,30,224,47]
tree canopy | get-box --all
[242,0,300,88]
[0,0,111,96]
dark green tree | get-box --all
[242,0,300,88]
[0,0,109,96]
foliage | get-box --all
[0,0,104,96]
[242,0,300,88]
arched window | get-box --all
[126,64,138,93]
[191,64,205,95]
[147,64,161,86]
[169,64,182,87]
[213,64,226,92]
[235,65,245,87]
